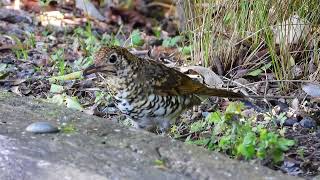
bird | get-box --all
[83,46,245,132]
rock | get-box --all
[0,92,297,180]
[283,118,298,126]
[280,160,303,176]
[0,8,32,24]
[26,122,59,134]
[300,117,317,129]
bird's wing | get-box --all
[138,59,244,98]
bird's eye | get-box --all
[109,54,118,63]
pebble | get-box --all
[280,160,303,176]
[299,117,317,129]
[26,122,59,134]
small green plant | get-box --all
[26,33,36,49]
[11,36,28,60]
[162,36,183,48]
[74,23,100,56]
[186,102,295,163]
[101,34,121,46]
[51,48,66,75]
[130,29,144,47]
[73,23,101,70]
[153,159,167,169]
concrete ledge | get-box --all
[0,92,299,180]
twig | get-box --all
[147,2,173,9]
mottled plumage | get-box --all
[84,46,244,131]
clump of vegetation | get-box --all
[183,0,320,92]
[12,33,36,60]
[175,102,295,163]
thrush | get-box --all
[84,46,245,132]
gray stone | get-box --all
[0,91,299,180]
[300,116,317,129]
[26,122,59,134]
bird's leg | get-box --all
[154,117,171,134]
[133,117,171,134]
[135,117,158,132]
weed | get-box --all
[51,48,66,75]
[184,102,295,163]
[74,23,100,56]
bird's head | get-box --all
[83,46,137,77]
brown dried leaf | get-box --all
[109,7,150,28]
[180,66,223,88]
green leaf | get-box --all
[152,27,161,38]
[237,143,255,159]
[278,138,295,151]
[65,96,83,111]
[247,68,263,76]
[261,62,272,71]
[49,94,64,105]
[179,46,192,55]
[226,102,243,114]
[162,36,183,48]
[256,146,266,159]
[243,132,256,145]
[190,120,206,133]
[207,111,222,124]
[131,30,144,46]
[271,149,284,163]
[154,159,165,166]
[48,71,83,83]
[49,84,64,94]
[218,135,231,150]
[259,128,268,140]
[237,132,256,159]
[247,63,272,76]
[101,34,121,46]
[94,91,106,104]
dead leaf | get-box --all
[291,98,300,111]
[39,11,64,27]
[180,66,223,88]
[75,0,105,21]
[109,6,150,28]
[22,0,40,13]
[302,82,320,97]
[273,15,310,45]
[10,85,22,96]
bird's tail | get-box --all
[196,86,245,99]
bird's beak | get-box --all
[83,64,116,77]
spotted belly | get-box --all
[114,93,195,121]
